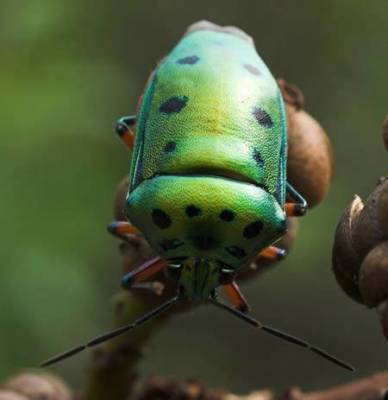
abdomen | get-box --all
[130,21,287,205]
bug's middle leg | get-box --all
[222,281,250,313]
[259,245,287,261]
[285,182,308,217]
[107,220,138,242]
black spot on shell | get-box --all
[243,220,264,239]
[152,209,171,229]
[164,141,176,153]
[219,209,235,222]
[186,205,201,217]
[177,55,200,65]
[253,149,264,166]
[226,246,247,259]
[159,96,188,114]
[253,107,273,128]
[192,235,217,250]
[160,238,184,251]
[244,64,261,76]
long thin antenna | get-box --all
[41,295,179,367]
[210,299,355,372]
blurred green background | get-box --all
[1,0,387,393]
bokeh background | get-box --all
[1,0,387,393]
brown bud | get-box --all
[136,376,224,400]
[359,242,388,307]
[3,372,72,400]
[278,78,333,208]
[377,177,388,237]
[277,78,305,110]
[352,178,387,260]
[382,115,388,150]
[332,195,364,302]
[0,391,28,400]
[377,298,388,340]
[286,107,333,209]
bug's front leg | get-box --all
[221,281,250,313]
[121,257,168,289]
[115,115,136,149]
[285,182,308,217]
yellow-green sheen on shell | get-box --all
[126,23,287,272]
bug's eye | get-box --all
[166,264,182,281]
[219,268,235,285]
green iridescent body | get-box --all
[40,23,353,372]
[126,22,287,300]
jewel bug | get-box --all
[42,21,354,371]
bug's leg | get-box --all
[121,256,168,289]
[259,245,287,261]
[107,221,138,242]
[115,115,136,149]
[40,294,179,367]
[285,182,308,217]
[210,299,355,372]
[222,281,250,313]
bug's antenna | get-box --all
[41,295,179,367]
[210,298,355,372]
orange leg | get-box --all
[222,281,250,313]
[107,221,138,242]
[122,256,168,288]
[285,203,306,217]
[115,115,136,150]
[259,245,287,261]
[285,182,307,217]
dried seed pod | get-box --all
[377,298,388,340]
[286,108,334,208]
[332,195,364,303]
[0,392,28,400]
[277,78,305,110]
[278,79,333,209]
[3,372,72,400]
[377,177,388,237]
[352,177,388,260]
[359,242,388,307]
[382,115,388,150]
[135,376,224,400]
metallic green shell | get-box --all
[126,22,287,273]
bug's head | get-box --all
[125,175,286,271]
[166,258,233,302]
